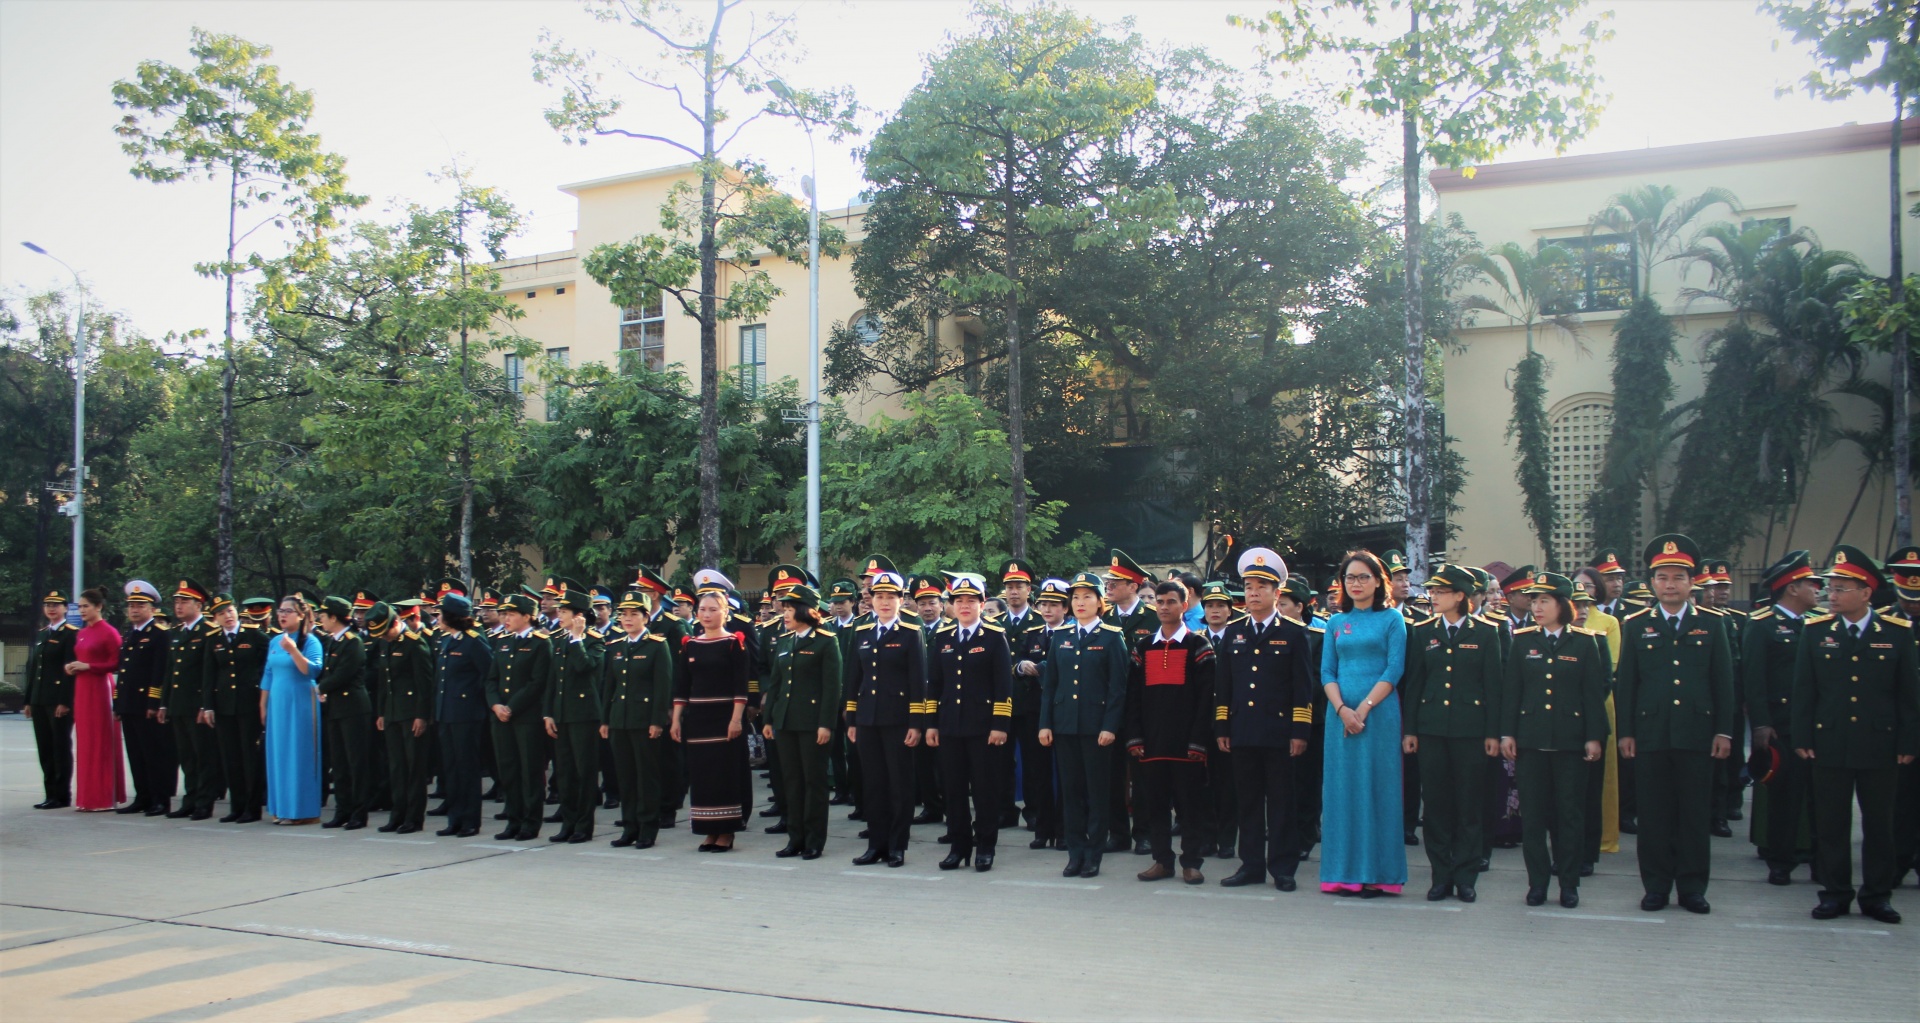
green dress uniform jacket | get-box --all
[1616,605,1737,752]
[1791,612,1920,768]
[25,621,78,708]
[1403,614,1502,740]
[1745,607,1814,739]
[765,627,844,734]
[1501,627,1610,749]
[1038,620,1129,737]
[544,631,605,725]
[316,630,372,720]
[202,625,268,716]
[487,629,554,717]
[1109,600,1158,650]
[160,616,216,716]
[375,628,436,726]
[601,631,675,730]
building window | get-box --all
[619,298,667,372]
[545,347,570,422]
[1548,398,1614,568]
[1540,235,1635,314]
[555,286,565,295]
[1741,216,1792,242]
[738,323,766,398]
[504,354,524,396]
[851,311,882,345]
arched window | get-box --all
[1548,395,1613,568]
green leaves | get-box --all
[1506,349,1556,568]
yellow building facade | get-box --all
[1436,120,1920,592]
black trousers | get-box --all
[437,720,485,832]
[915,742,944,816]
[1419,736,1489,888]
[1138,758,1206,869]
[367,716,390,810]
[1893,759,1920,879]
[30,708,74,803]
[776,727,831,851]
[1714,709,1746,823]
[764,730,785,814]
[1760,742,1814,870]
[1295,698,1326,855]
[598,734,618,801]
[1812,764,1899,904]
[1206,747,1238,857]
[1231,744,1300,880]
[1055,734,1111,863]
[553,721,599,837]
[660,739,688,818]
[829,716,858,799]
[215,706,266,817]
[1582,754,1605,866]
[1402,747,1422,834]
[1634,748,1715,897]
[170,714,222,813]
[1109,744,1136,844]
[608,727,664,842]
[937,734,1002,854]
[382,718,432,828]
[121,712,174,806]
[856,725,914,856]
[1011,714,1057,841]
[1518,749,1587,891]
[325,713,373,821]
[492,715,547,834]
[1617,754,1637,822]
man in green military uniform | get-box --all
[1403,565,1502,902]
[1885,547,1920,889]
[159,579,221,820]
[1745,551,1822,885]
[316,596,373,830]
[996,559,1040,829]
[203,592,268,823]
[369,602,435,834]
[1105,549,1157,855]
[826,577,862,808]
[544,585,604,843]
[24,589,78,809]
[1699,559,1743,837]
[488,593,553,841]
[763,582,843,859]
[1794,546,1920,923]
[1616,534,1737,913]
[1384,549,1425,847]
[603,588,675,849]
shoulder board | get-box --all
[935,622,956,634]
[898,621,922,632]
[1748,608,1774,620]
[1512,625,1540,635]
[1804,614,1834,626]
[58,622,78,632]
[1307,619,1326,634]
[1230,612,1251,624]
[1884,616,1912,628]
[1570,626,1600,637]
[814,627,837,639]
[1097,623,1124,633]
[1312,610,1330,620]
[1697,606,1726,617]
[153,621,171,631]
[645,632,670,642]
[856,622,875,632]
[981,622,1005,633]
[1415,615,1439,627]
[1471,613,1500,626]
[241,622,261,631]
[1622,608,1654,622]
[533,629,552,640]
[1280,615,1306,627]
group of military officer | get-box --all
[20,537,1918,923]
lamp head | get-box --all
[21,241,48,255]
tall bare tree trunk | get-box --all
[217,162,239,593]
[1891,38,1913,548]
[1003,138,1028,560]
[694,6,723,569]
[457,199,474,585]
[1399,6,1430,583]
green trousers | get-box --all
[492,715,546,835]
[382,719,433,829]
[325,712,373,820]
[1418,736,1489,888]
[1634,748,1715,898]
[553,721,600,838]
[1518,749,1587,891]
[776,727,831,852]
[171,715,222,814]
[608,728,663,842]
[1812,764,1899,905]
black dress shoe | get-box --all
[166,806,193,819]
[34,799,56,810]
[396,824,422,834]
[189,808,214,821]
[1220,870,1264,888]
[1274,876,1297,892]
[1196,841,1217,859]
[1580,862,1594,877]
[1641,893,1669,911]
[495,829,518,840]
[1475,857,1491,872]
[936,832,953,844]
[545,793,561,805]
[1427,883,1454,902]
[1678,893,1711,914]
[567,833,590,844]
[114,803,146,814]
[1560,888,1579,909]
[1768,867,1793,886]
[543,811,564,824]
[343,817,367,831]
[378,821,402,833]
[1810,897,1849,920]
[828,793,852,806]
[1080,862,1101,878]
[515,829,539,841]
[858,829,871,840]
[237,812,261,824]
[1859,901,1901,924]
[1104,836,1130,854]
[549,831,575,843]
[1405,829,1420,846]
[602,795,620,809]
[851,848,884,866]
[765,821,789,834]
[322,816,347,829]
[428,804,448,816]
[634,838,656,849]
[975,853,994,872]
[847,810,866,822]
[1029,837,1052,850]
[1618,816,1638,835]
[1357,886,1384,898]
[1710,820,1733,838]
[1525,888,1547,906]
[147,801,170,816]
[437,825,464,837]
[611,836,636,847]
[939,851,972,870]
[1064,858,1085,877]
[1456,885,1477,903]
[1133,838,1152,856]
[801,848,822,860]
[910,811,940,825]
[495,811,511,820]
[457,826,479,837]
[219,812,242,823]
[886,854,906,868]
[480,786,498,800]
[1728,807,1744,821]
[776,843,803,858]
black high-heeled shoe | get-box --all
[851,848,884,866]
[939,850,972,870]
[698,839,718,852]
[975,852,994,872]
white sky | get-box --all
[0,0,1897,341]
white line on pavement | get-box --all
[989,880,1102,891]
[701,859,796,871]
[1328,899,1463,912]
[361,837,436,845]
[1155,889,1274,902]
[839,870,944,881]
[1734,923,1890,936]
[1526,911,1664,924]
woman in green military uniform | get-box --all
[763,583,842,860]
[602,589,675,850]
[1502,573,1609,909]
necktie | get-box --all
[1852,622,1864,641]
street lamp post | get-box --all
[769,79,823,580]
[22,241,85,609]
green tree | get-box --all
[533,0,854,568]
[860,0,1157,557]
[0,294,174,611]
[1242,0,1609,582]
[1460,241,1584,566]
[1766,0,1920,544]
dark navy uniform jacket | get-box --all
[844,617,928,729]
[927,621,1014,737]
[435,628,494,724]
[1213,612,1315,747]
[116,620,169,717]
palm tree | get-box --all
[1589,184,1743,300]
[1827,375,1893,553]
[1461,241,1586,567]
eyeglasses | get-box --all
[1342,574,1375,584]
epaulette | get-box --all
[154,621,171,631]
[1570,626,1600,637]
[1281,614,1306,627]
[1472,612,1501,627]
[1884,615,1912,628]
[1512,625,1540,635]
[982,622,1005,633]
[1097,622,1124,633]
[815,627,837,639]
[1312,610,1330,621]
[533,629,552,640]
[1622,608,1654,622]
[1306,619,1326,634]
[898,620,922,632]
[1232,612,1252,624]
[464,628,481,639]
[645,631,669,642]
[1748,608,1774,620]
[1698,606,1727,617]
[1804,614,1834,626]
[855,622,876,632]
[57,621,78,631]
[1415,614,1439,627]
[935,622,956,634]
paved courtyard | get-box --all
[2,716,1914,1021]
